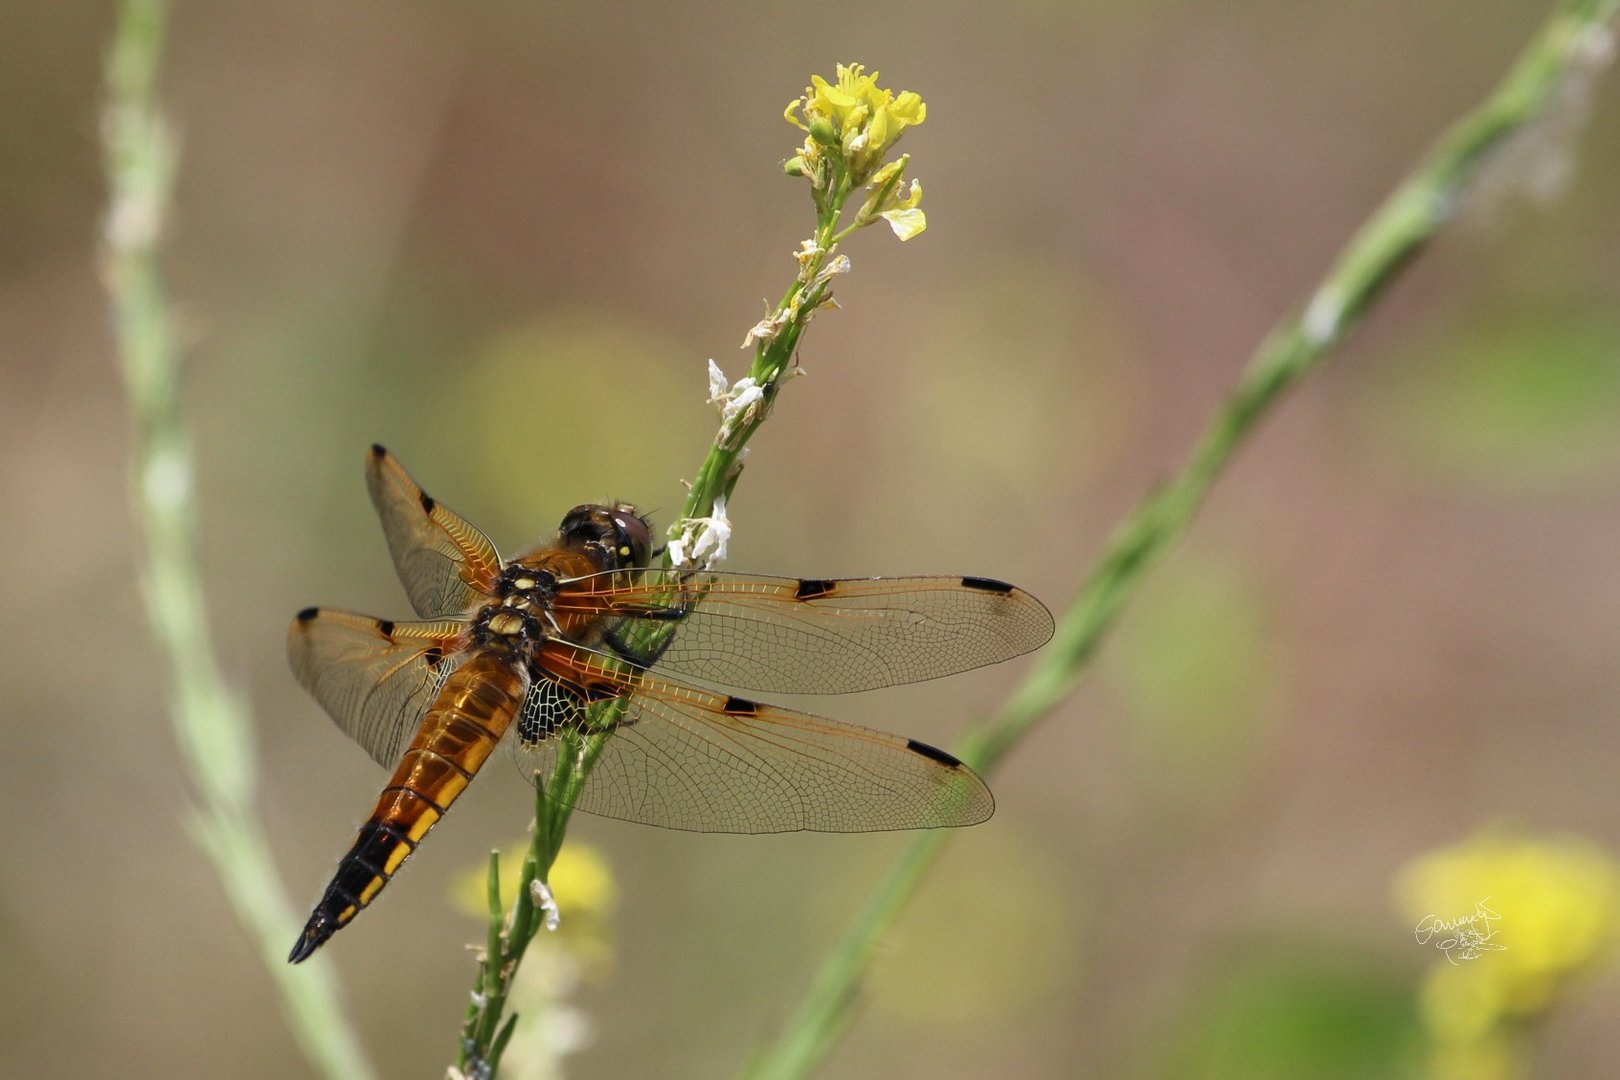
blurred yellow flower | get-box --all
[1395,826,1620,1078]
[453,839,618,925]
[1423,1028,1521,1080]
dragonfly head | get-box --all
[560,502,653,570]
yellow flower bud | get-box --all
[808,114,838,147]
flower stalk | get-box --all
[455,63,931,1075]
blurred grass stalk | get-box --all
[100,2,375,1077]
[747,2,1620,1078]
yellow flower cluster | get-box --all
[785,63,927,239]
[786,63,924,176]
[1395,827,1620,1079]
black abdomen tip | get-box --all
[287,913,337,964]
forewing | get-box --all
[366,445,504,617]
[555,569,1054,694]
[511,643,993,833]
[287,608,468,767]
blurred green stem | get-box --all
[101,2,374,1077]
[746,2,1620,1077]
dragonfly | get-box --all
[286,446,1053,963]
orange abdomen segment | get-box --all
[289,653,528,963]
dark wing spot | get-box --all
[419,491,437,514]
[370,443,387,459]
[960,576,1014,594]
[296,607,320,623]
[422,646,444,668]
[794,578,837,600]
[906,739,965,769]
[376,619,395,639]
[722,696,759,716]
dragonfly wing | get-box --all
[287,607,468,767]
[556,569,1054,694]
[511,643,993,833]
[365,445,504,618]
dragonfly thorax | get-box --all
[469,601,544,650]
[471,567,564,651]
[494,565,563,609]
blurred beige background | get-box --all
[3,2,1619,1077]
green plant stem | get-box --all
[101,2,374,1077]
[455,128,878,1076]
[746,3,1620,1077]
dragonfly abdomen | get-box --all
[289,654,528,964]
